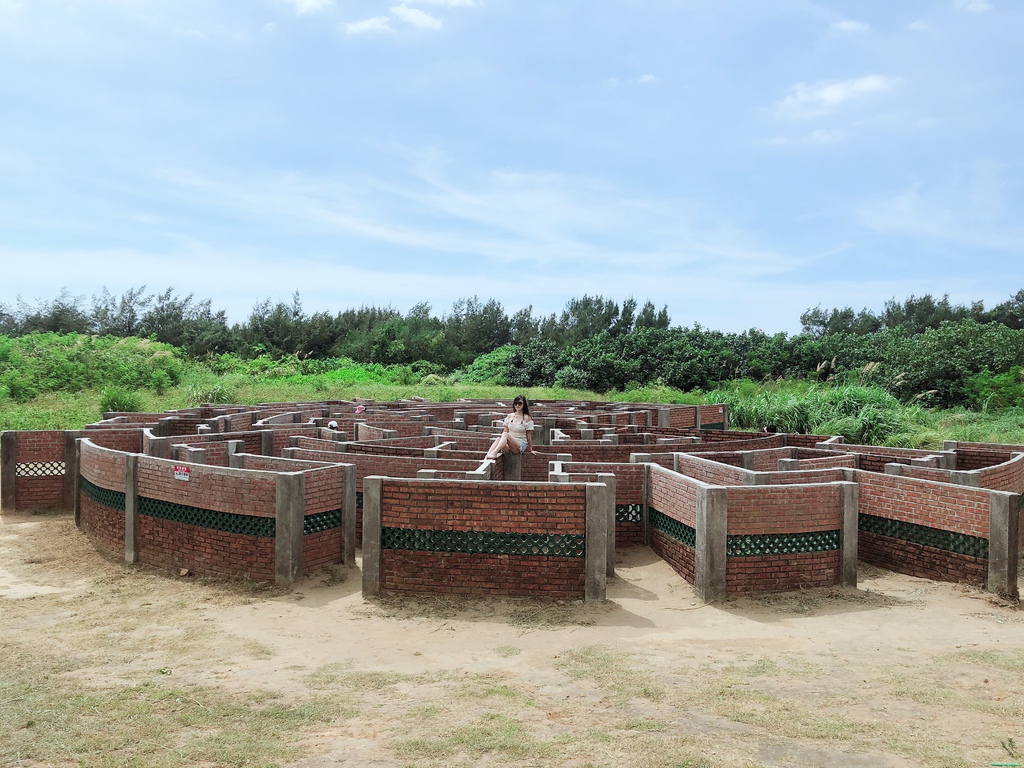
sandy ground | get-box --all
[2,512,1023,768]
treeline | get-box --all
[800,291,1024,335]
[0,288,669,367]
[4,287,1024,409]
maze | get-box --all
[1,398,1020,602]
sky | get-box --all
[0,0,1021,334]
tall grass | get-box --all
[5,375,1024,448]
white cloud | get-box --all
[954,0,992,12]
[281,0,334,15]
[907,20,929,31]
[776,76,898,119]
[410,0,476,5]
[637,74,656,84]
[806,129,847,145]
[858,163,1021,250]
[345,15,393,34]
[390,5,442,29]
[830,20,869,34]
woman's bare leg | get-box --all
[485,433,509,459]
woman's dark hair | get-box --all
[513,395,531,418]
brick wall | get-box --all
[648,466,702,584]
[78,440,129,552]
[560,461,646,547]
[9,431,66,510]
[724,482,844,594]
[377,479,587,599]
[674,453,748,485]
[855,471,991,584]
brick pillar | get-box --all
[988,491,1021,598]
[585,482,609,602]
[695,486,727,603]
[1,431,15,512]
[275,472,305,586]
[361,476,384,597]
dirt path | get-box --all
[2,512,1022,768]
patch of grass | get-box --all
[0,657,344,768]
[395,712,554,761]
[495,644,521,658]
[304,663,408,692]
[624,717,669,731]
[888,674,1024,717]
[937,648,1024,671]
[555,645,664,703]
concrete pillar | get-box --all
[951,471,982,487]
[185,447,207,465]
[1,431,15,512]
[884,463,903,476]
[423,448,441,459]
[73,440,82,527]
[274,473,305,586]
[63,431,83,511]
[417,469,438,478]
[226,440,244,457]
[740,451,757,470]
[198,424,212,435]
[260,430,275,456]
[584,483,609,602]
[694,406,702,430]
[124,455,139,564]
[838,481,858,588]
[695,486,728,603]
[658,409,671,428]
[595,473,616,578]
[361,476,384,597]
[988,491,1021,598]
[643,463,651,546]
[504,453,522,482]
[778,458,800,471]
[631,453,653,464]
[341,464,356,566]
[580,428,593,440]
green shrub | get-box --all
[964,367,1024,410]
[554,365,590,390]
[100,386,143,413]
[181,373,235,405]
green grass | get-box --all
[6,374,1024,450]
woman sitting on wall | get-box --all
[485,395,536,460]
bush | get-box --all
[554,365,590,390]
[181,373,235,405]
[100,386,143,413]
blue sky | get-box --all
[1,0,1021,333]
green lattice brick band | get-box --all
[859,513,989,559]
[649,507,696,548]
[616,504,643,523]
[701,422,725,430]
[79,475,126,511]
[139,496,276,538]
[381,527,586,558]
[727,530,839,557]
[356,491,363,510]
[304,509,343,535]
